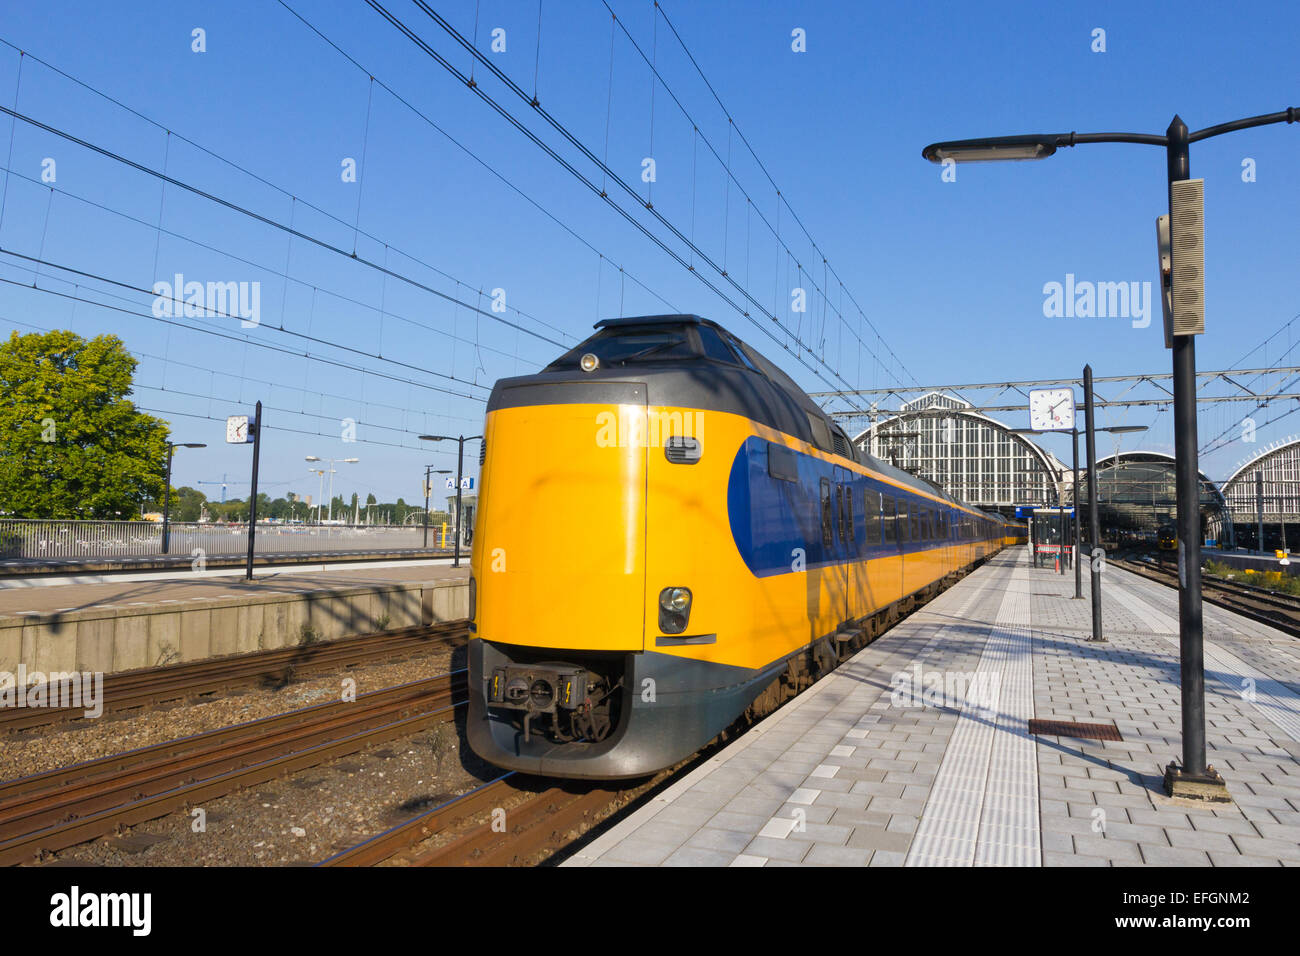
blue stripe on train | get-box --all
[726,435,976,578]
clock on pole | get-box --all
[1028,388,1075,431]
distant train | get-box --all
[467,314,1025,779]
[1157,522,1178,552]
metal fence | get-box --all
[0,519,446,561]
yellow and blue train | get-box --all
[468,314,1024,778]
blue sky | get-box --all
[1,0,1296,505]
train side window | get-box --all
[841,484,852,546]
[820,478,833,547]
[883,495,897,544]
[899,501,910,543]
[910,504,921,542]
[834,484,844,544]
[865,490,881,545]
[768,443,799,482]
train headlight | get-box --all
[580,352,600,372]
[658,586,692,634]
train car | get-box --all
[467,314,1018,779]
[1157,522,1178,552]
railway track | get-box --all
[320,561,997,867]
[0,670,467,866]
[0,621,467,734]
[319,769,662,867]
[1113,557,1300,636]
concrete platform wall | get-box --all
[0,579,467,677]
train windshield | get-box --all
[546,325,700,370]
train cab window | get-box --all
[820,478,833,547]
[807,415,834,453]
[882,495,897,544]
[696,325,742,365]
[545,324,696,369]
[768,443,799,482]
[722,332,764,373]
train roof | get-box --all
[493,314,986,511]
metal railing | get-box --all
[0,519,448,561]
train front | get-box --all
[466,317,772,779]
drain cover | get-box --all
[1028,719,1122,741]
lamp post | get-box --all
[420,435,482,568]
[923,109,1297,800]
[423,466,451,548]
[305,456,359,523]
[162,441,206,554]
[306,467,326,524]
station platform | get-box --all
[566,550,1300,867]
[0,561,469,678]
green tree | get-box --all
[174,486,207,522]
[0,331,169,518]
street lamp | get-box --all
[305,456,359,523]
[422,466,452,548]
[420,434,482,568]
[924,107,1297,800]
[162,441,206,554]
[306,465,326,524]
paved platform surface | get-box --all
[0,561,469,620]
[566,550,1300,867]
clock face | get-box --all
[226,415,250,444]
[1028,388,1075,431]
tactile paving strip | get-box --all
[906,554,1040,867]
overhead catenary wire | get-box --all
[7,309,479,448]
[0,36,585,344]
[0,266,486,406]
[0,248,490,399]
[0,103,569,353]
[0,163,533,369]
[371,0,875,411]
[261,11,678,322]
[652,1,917,388]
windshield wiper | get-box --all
[618,341,683,364]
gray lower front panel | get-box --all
[467,638,783,779]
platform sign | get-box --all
[444,476,455,490]
[460,477,474,491]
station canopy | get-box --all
[1071,451,1233,546]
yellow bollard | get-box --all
[441,521,447,548]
